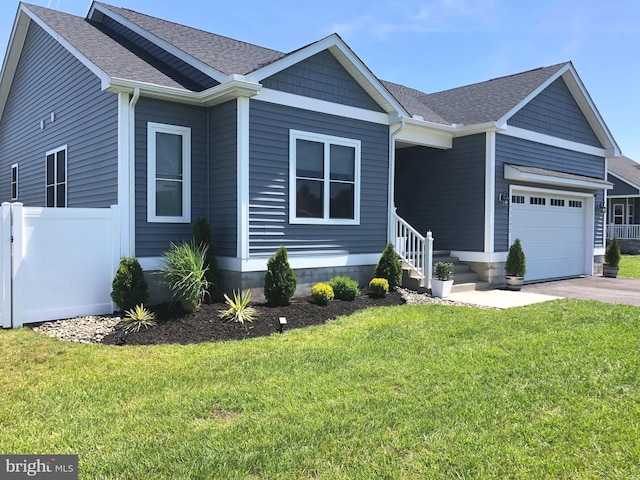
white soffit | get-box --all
[505,164,613,191]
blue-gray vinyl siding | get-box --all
[95,14,218,91]
[509,77,602,148]
[394,134,486,252]
[248,100,389,257]
[209,100,237,257]
[0,22,118,207]
[608,173,640,196]
[134,98,208,256]
[495,134,607,250]
[261,50,384,112]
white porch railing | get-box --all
[607,224,640,240]
[393,212,433,288]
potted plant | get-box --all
[431,262,454,298]
[603,237,621,278]
[505,238,526,291]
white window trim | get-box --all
[289,129,361,225]
[45,145,67,208]
[147,122,191,223]
[11,163,18,200]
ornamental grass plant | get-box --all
[162,241,210,312]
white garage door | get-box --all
[510,189,588,281]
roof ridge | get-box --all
[94,2,285,56]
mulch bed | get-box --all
[102,289,405,346]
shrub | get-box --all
[434,262,454,281]
[122,304,156,333]
[368,278,389,297]
[505,238,527,277]
[219,290,257,325]
[311,283,334,305]
[111,257,149,312]
[605,237,621,267]
[264,246,297,306]
[329,276,360,301]
[162,241,210,312]
[374,243,403,290]
[192,218,218,298]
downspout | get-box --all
[128,88,140,256]
[387,119,404,243]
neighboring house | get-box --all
[0,2,621,299]
[606,156,640,251]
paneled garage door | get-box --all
[510,189,588,281]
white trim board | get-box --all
[505,165,612,191]
[255,88,390,125]
[138,253,381,273]
[484,131,496,253]
[500,126,608,157]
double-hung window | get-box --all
[46,146,67,207]
[11,163,18,200]
[289,130,360,224]
[147,122,191,223]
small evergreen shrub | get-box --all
[310,283,334,305]
[264,246,297,306]
[505,238,527,276]
[122,304,156,333]
[162,241,210,312]
[329,276,360,301]
[434,262,454,281]
[368,278,389,297]
[374,243,403,290]
[219,290,257,324]
[111,257,149,312]
[605,237,621,267]
[192,218,218,298]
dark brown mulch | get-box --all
[102,289,405,346]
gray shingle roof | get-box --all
[608,156,640,187]
[95,2,286,76]
[385,63,568,125]
[380,80,449,125]
[25,4,190,90]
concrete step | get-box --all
[451,280,490,293]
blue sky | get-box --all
[1,0,639,160]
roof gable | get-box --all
[509,76,602,148]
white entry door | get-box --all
[510,189,590,281]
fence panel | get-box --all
[0,203,11,328]
[11,205,120,328]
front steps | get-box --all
[401,251,489,293]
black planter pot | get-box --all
[602,265,619,278]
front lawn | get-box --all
[620,254,640,279]
[1,300,638,479]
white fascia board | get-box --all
[505,165,613,191]
[450,251,508,262]
[90,3,228,84]
[107,76,261,106]
[500,126,608,157]
[247,34,407,116]
[452,122,502,138]
[256,88,389,125]
[138,253,381,272]
[608,194,640,199]
[0,8,30,121]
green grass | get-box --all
[1,300,639,479]
[620,254,640,279]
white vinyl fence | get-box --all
[1,203,120,328]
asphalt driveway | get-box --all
[521,276,640,307]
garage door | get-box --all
[510,189,588,281]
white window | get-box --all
[147,122,191,223]
[628,204,634,224]
[11,163,18,200]
[45,145,67,207]
[569,200,583,209]
[289,130,360,225]
[511,195,525,204]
